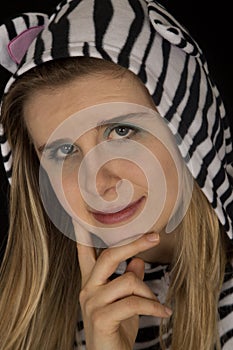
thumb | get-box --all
[125,257,145,280]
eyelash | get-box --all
[48,143,79,161]
[103,123,140,140]
[48,124,140,162]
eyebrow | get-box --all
[37,112,149,154]
[96,112,147,127]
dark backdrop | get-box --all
[0,1,232,257]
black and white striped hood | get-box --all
[0,0,233,238]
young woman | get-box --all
[0,1,233,349]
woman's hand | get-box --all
[76,232,172,350]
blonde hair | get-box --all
[161,180,227,350]
[0,57,230,349]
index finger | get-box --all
[72,220,96,286]
[76,242,97,287]
[85,232,160,286]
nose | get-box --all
[78,137,122,202]
[81,159,121,197]
[97,163,122,199]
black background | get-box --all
[0,1,232,255]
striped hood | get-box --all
[0,0,233,238]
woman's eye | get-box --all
[49,143,78,161]
[106,124,139,140]
[59,144,75,154]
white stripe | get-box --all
[0,25,17,73]
[105,0,134,55]
[143,33,164,96]
[1,142,11,158]
[222,337,233,350]
[219,311,233,337]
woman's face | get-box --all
[24,69,185,262]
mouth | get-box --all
[90,196,146,225]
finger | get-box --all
[73,219,93,246]
[73,220,97,286]
[125,257,145,280]
[82,271,158,309]
[87,232,160,286]
[91,296,172,333]
[77,242,97,286]
[113,295,172,320]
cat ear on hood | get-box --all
[146,0,202,57]
[0,13,49,75]
[0,12,49,181]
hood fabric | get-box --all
[0,0,232,238]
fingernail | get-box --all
[165,307,173,316]
[146,233,160,242]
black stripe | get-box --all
[185,125,208,160]
[49,0,84,59]
[226,135,233,147]
[177,62,201,140]
[210,109,221,146]
[220,285,233,300]
[94,0,114,61]
[0,134,7,144]
[167,27,199,56]
[5,20,17,41]
[22,14,30,29]
[214,127,224,155]
[0,65,11,97]
[213,163,225,191]
[138,23,156,85]
[200,147,217,174]
[33,33,45,66]
[196,147,217,189]
[118,0,144,68]
[136,324,159,342]
[219,304,233,319]
[83,42,90,56]
[6,168,12,178]
[221,186,233,209]
[211,187,218,210]
[152,38,171,106]
[2,151,11,163]
[185,75,214,159]
[54,0,67,10]
[220,328,233,347]
[147,4,179,28]
[163,54,189,125]
[143,268,166,282]
[77,320,84,331]
[181,30,199,56]
[226,201,233,223]
[37,14,47,27]
[224,215,230,233]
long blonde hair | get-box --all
[0,57,230,349]
[161,179,228,350]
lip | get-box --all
[90,196,145,225]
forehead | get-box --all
[23,73,154,145]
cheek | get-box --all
[154,150,183,232]
[46,163,87,220]
[149,140,180,204]
[163,158,179,199]
[61,172,89,221]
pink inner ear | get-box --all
[8,25,44,64]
